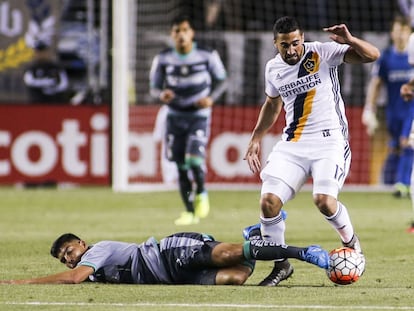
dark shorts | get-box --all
[166,114,209,164]
[159,232,220,285]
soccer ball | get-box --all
[326,247,365,285]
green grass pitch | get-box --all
[0,187,413,311]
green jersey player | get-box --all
[150,15,227,225]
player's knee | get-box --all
[231,271,249,285]
[178,168,190,183]
[313,194,337,216]
[260,193,282,217]
[220,271,249,285]
[214,246,240,264]
[177,162,189,171]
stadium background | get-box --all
[0,0,403,187]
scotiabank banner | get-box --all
[0,105,110,184]
[0,105,370,185]
[128,105,370,185]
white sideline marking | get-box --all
[3,302,414,310]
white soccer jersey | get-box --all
[265,41,350,142]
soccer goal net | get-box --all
[112,0,402,192]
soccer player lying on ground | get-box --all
[0,228,329,285]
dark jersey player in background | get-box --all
[23,41,69,104]
[150,15,227,226]
[0,228,329,285]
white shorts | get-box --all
[260,134,351,203]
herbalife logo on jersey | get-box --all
[279,73,322,98]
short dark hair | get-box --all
[392,14,411,28]
[171,15,194,29]
[273,16,302,38]
[50,233,81,258]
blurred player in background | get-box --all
[0,230,329,285]
[23,41,70,104]
[244,16,380,286]
[363,15,414,197]
[150,15,227,226]
[398,20,414,232]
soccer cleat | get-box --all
[342,234,363,254]
[174,212,199,225]
[194,191,210,218]
[258,259,294,286]
[242,223,261,241]
[300,245,329,269]
[392,183,410,198]
[342,234,365,274]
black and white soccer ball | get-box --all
[326,247,365,285]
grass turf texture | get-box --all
[0,187,413,311]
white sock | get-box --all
[325,201,354,243]
[260,211,286,245]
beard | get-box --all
[284,54,300,65]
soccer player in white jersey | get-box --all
[244,16,380,286]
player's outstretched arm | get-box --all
[0,265,93,284]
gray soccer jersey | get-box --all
[78,237,171,284]
[77,233,219,285]
[150,43,227,117]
